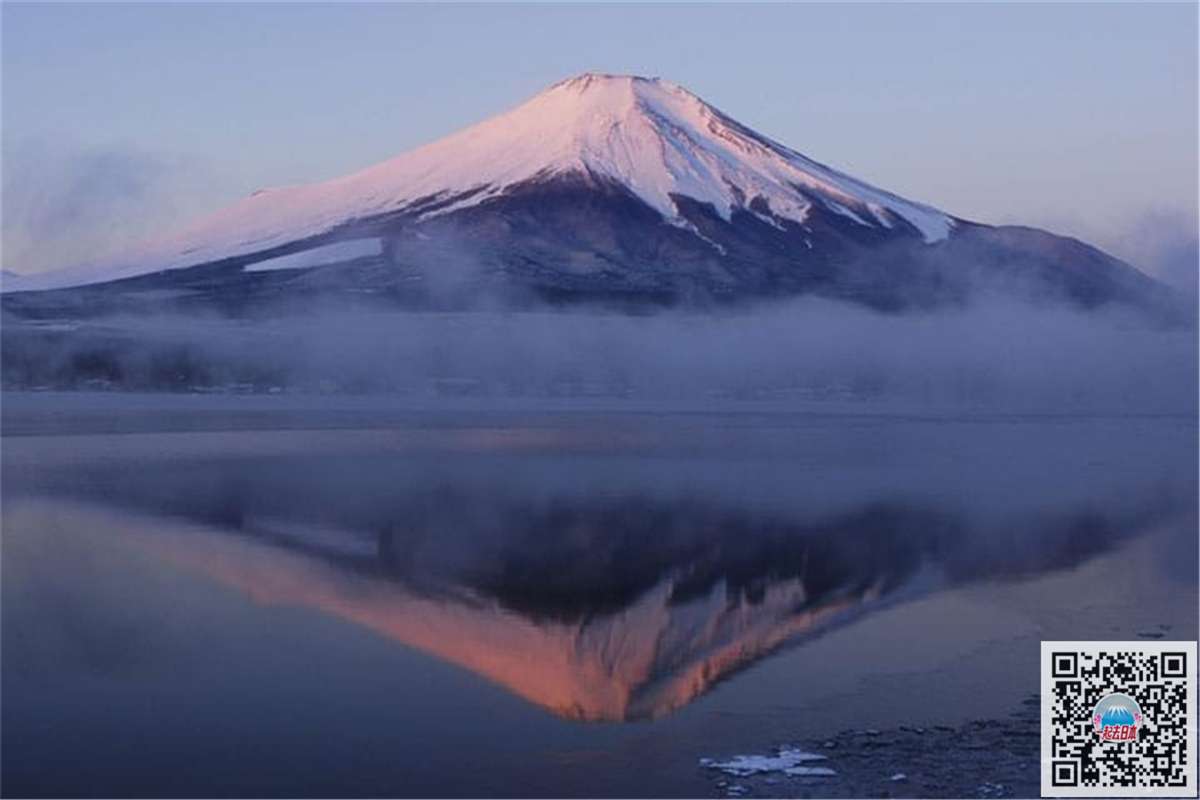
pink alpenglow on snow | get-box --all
[16,74,955,292]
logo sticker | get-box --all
[1092,692,1143,742]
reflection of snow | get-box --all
[103,498,877,722]
[700,748,835,778]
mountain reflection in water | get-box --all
[15,434,1185,722]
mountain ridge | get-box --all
[2,73,1177,318]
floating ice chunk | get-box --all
[784,766,838,777]
[700,747,829,777]
[890,772,908,781]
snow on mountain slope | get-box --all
[12,74,955,292]
[242,238,383,273]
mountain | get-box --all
[1,73,1175,316]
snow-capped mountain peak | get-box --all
[12,73,956,291]
[179,72,955,259]
[9,72,1168,321]
[509,72,954,240]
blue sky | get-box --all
[2,2,1197,281]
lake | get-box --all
[3,393,1196,797]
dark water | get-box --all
[3,394,1196,797]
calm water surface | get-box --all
[3,394,1196,797]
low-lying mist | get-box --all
[4,295,1195,414]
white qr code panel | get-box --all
[1041,641,1197,797]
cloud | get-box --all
[1027,207,1198,298]
[1111,210,1199,297]
[1,140,222,274]
[5,295,1195,415]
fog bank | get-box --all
[4,296,1195,414]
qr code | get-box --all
[1041,641,1197,797]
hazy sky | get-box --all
[2,2,1197,278]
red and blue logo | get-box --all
[1092,692,1143,742]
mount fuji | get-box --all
[2,74,1174,316]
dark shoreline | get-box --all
[702,696,1041,799]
